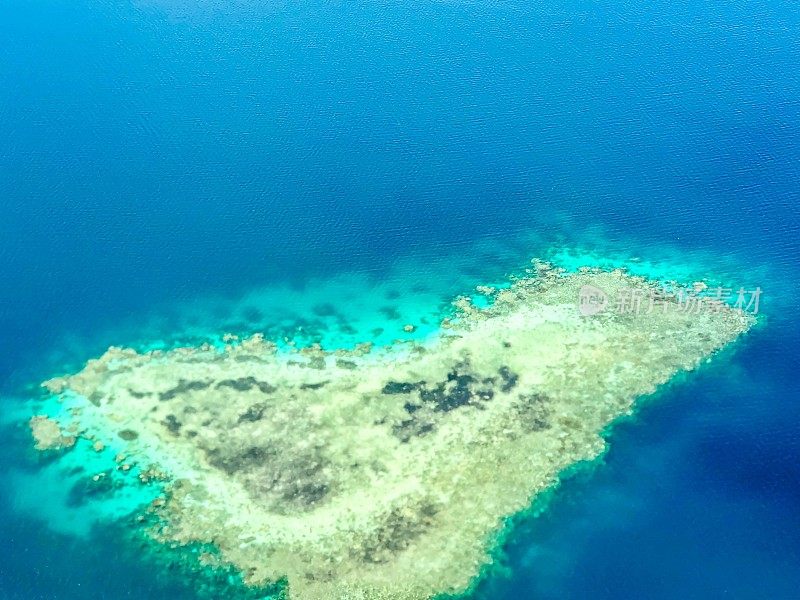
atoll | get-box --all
[34,263,754,599]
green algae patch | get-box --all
[35,263,754,599]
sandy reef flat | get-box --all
[34,262,754,599]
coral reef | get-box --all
[29,415,75,451]
[34,263,754,599]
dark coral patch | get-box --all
[311,303,338,317]
[300,381,329,390]
[382,381,419,395]
[202,444,332,512]
[162,414,182,435]
[498,366,519,392]
[217,377,276,394]
[513,393,552,431]
[67,472,120,507]
[241,306,265,324]
[204,445,274,475]
[159,379,213,401]
[379,306,401,321]
[356,500,439,563]
[392,419,435,442]
[418,369,487,412]
[238,402,267,423]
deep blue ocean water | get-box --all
[1,0,799,597]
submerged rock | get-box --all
[29,415,75,451]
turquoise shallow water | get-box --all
[2,0,800,597]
